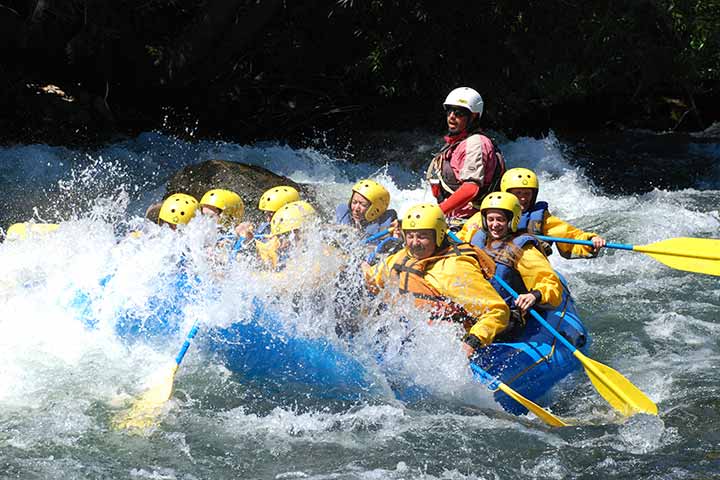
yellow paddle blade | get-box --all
[573,351,658,416]
[636,237,720,276]
[6,223,60,240]
[497,383,569,427]
[113,364,178,431]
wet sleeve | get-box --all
[543,214,598,258]
[516,245,564,307]
[428,256,509,346]
[364,250,402,294]
[335,203,349,224]
[439,181,480,214]
[456,212,485,243]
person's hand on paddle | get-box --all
[591,235,606,251]
[514,291,540,313]
[235,222,254,240]
[462,341,476,358]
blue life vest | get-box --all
[255,221,271,238]
[517,201,547,235]
[470,232,539,307]
[516,201,553,256]
[335,204,398,244]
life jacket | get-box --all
[516,201,553,256]
[426,129,507,207]
[482,234,540,305]
[389,241,495,330]
[335,204,398,243]
[479,233,543,341]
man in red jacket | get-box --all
[426,87,506,221]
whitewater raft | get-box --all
[471,274,589,414]
[72,271,589,416]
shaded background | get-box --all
[1,0,719,146]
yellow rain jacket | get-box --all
[365,242,510,346]
[253,235,346,292]
[457,219,563,308]
[543,214,598,258]
[255,236,282,270]
[511,242,563,307]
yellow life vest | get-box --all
[389,242,495,328]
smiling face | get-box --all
[507,188,535,212]
[485,210,510,240]
[404,229,437,259]
[350,192,371,223]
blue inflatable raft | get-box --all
[71,270,590,416]
[471,277,589,415]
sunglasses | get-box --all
[445,106,470,117]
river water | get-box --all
[1,130,719,479]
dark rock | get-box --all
[144,202,163,224]
[165,160,324,221]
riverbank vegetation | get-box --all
[1,0,718,145]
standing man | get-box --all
[426,87,506,221]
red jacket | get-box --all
[426,130,505,219]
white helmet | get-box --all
[443,87,484,117]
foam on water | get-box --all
[1,130,719,478]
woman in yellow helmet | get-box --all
[335,179,398,243]
[457,192,564,339]
[255,200,318,271]
[157,193,199,229]
[500,167,606,258]
[363,202,509,356]
[249,185,301,238]
[199,189,245,228]
[198,188,249,264]
[222,185,301,257]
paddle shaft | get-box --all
[537,234,720,261]
[363,228,392,244]
[175,320,200,367]
[366,235,402,264]
[469,362,568,427]
[446,232,578,352]
[492,276,577,353]
[492,275,657,415]
[536,235,631,251]
[230,235,246,259]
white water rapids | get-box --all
[1,131,719,479]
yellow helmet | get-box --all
[158,193,198,226]
[500,167,539,192]
[200,189,245,223]
[270,200,317,236]
[351,179,390,222]
[401,203,448,247]
[479,192,521,233]
[258,186,300,213]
